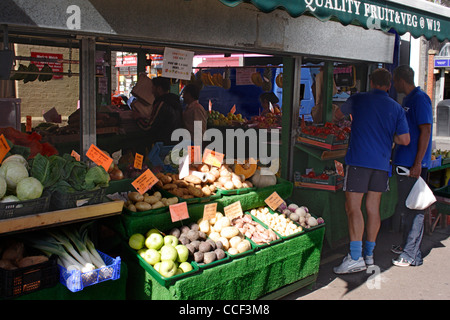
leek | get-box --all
[80,228,106,268]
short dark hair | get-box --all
[369,68,391,87]
[152,76,171,92]
[393,65,415,85]
[183,84,200,100]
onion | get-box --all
[110,167,124,180]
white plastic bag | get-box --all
[396,166,436,210]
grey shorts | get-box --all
[343,165,390,193]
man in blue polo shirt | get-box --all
[333,68,410,274]
[391,65,433,267]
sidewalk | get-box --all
[282,220,450,300]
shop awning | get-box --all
[219,0,450,41]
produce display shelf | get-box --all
[0,200,124,235]
[297,136,348,151]
[294,181,343,191]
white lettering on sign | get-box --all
[303,0,443,31]
[66,5,81,30]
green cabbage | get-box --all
[0,161,29,192]
[1,195,20,203]
[0,176,6,199]
[16,177,44,201]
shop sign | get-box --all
[162,47,194,81]
[434,58,450,68]
[115,55,137,67]
[236,68,256,86]
[219,0,450,41]
[30,52,63,79]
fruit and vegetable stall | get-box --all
[0,126,325,300]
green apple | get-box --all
[145,228,160,238]
[164,235,179,247]
[137,248,147,258]
[128,233,145,250]
[143,248,160,265]
[154,262,161,273]
[158,260,177,277]
[179,261,193,273]
[176,268,183,275]
[145,233,164,250]
[160,244,178,262]
[175,244,189,263]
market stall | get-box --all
[0,0,449,301]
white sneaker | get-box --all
[364,255,374,266]
[333,254,367,274]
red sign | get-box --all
[115,55,138,67]
[31,52,63,80]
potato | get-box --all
[151,201,164,209]
[237,240,251,253]
[184,174,202,185]
[215,248,226,260]
[194,251,204,263]
[218,176,231,185]
[128,192,144,203]
[127,204,137,212]
[203,252,217,264]
[228,247,239,255]
[229,236,242,249]
[135,201,152,212]
[205,173,216,184]
[201,186,212,197]
[187,185,203,198]
[210,167,220,179]
[169,188,184,197]
[162,183,177,190]
[209,231,221,241]
[198,164,210,173]
[217,237,230,250]
[232,178,243,189]
[153,191,162,200]
[199,220,210,233]
[199,241,212,253]
[182,195,194,199]
[144,195,159,204]
[208,184,217,193]
[167,197,178,205]
[157,173,172,184]
[218,216,231,228]
[174,179,189,188]
[224,181,235,190]
[220,226,239,239]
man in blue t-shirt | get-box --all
[391,65,433,268]
[333,68,410,275]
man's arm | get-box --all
[394,133,410,146]
[409,123,431,178]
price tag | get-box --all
[189,145,202,164]
[134,153,143,170]
[264,191,285,211]
[86,144,113,172]
[230,104,236,114]
[71,150,81,161]
[224,201,243,220]
[334,160,344,177]
[131,169,159,195]
[26,116,32,132]
[169,202,190,222]
[208,100,212,113]
[203,202,217,221]
[202,148,224,168]
[0,134,11,164]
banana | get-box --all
[251,72,263,87]
[276,73,283,88]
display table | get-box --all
[123,225,324,300]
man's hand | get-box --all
[409,162,422,179]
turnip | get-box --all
[288,203,298,212]
[295,207,307,217]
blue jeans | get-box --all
[395,167,428,266]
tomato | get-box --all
[318,173,329,180]
[307,171,316,178]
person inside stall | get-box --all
[143,76,183,147]
[182,83,208,144]
[259,92,280,117]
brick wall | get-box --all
[14,44,80,125]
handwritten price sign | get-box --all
[224,201,243,220]
[202,148,224,168]
[134,153,144,170]
[169,202,190,222]
[86,144,113,172]
[203,202,217,221]
[131,169,159,195]
[0,134,11,164]
[264,191,285,211]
